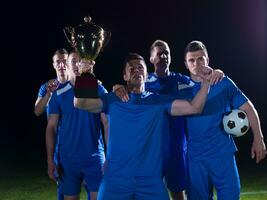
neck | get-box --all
[58,76,67,84]
[127,83,145,94]
[154,66,169,78]
[69,76,76,86]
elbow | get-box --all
[191,106,203,115]
[34,108,41,117]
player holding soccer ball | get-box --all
[179,40,266,200]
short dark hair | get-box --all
[68,49,79,58]
[123,53,146,74]
[53,48,68,56]
[150,40,169,54]
[184,41,208,58]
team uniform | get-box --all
[179,76,248,200]
[38,82,61,170]
[47,81,107,196]
[97,91,174,200]
[146,72,193,192]
[37,82,65,200]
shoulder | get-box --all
[100,92,120,104]
[146,73,158,83]
[53,82,72,97]
[219,76,237,88]
[97,81,108,94]
[143,91,173,104]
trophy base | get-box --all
[74,73,98,98]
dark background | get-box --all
[1,0,266,169]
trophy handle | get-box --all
[63,26,75,46]
[101,31,112,52]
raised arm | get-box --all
[74,97,103,113]
[239,101,266,163]
[45,114,59,181]
[170,81,210,116]
[34,79,59,116]
[34,94,51,116]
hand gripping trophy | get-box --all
[63,16,111,98]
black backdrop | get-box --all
[1,0,266,165]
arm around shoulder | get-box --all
[170,81,210,116]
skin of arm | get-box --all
[170,81,210,116]
[34,93,51,116]
[101,113,109,145]
[34,79,59,116]
[239,101,266,163]
[74,97,103,113]
[112,68,223,103]
[45,114,59,181]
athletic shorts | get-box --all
[59,158,103,196]
[97,175,169,200]
[187,154,240,200]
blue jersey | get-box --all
[146,72,192,95]
[47,81,107,162]
[146,72,193,152]
[101,91,173,177]
[179,76,248,161]
[38,82,48,97]
[37,81,61,165]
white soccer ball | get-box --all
[222,109,250,137]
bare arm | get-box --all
[101,113,109,146]
[34,79,59,116]
[239,101,266,163]
[46,114,59,181]
[34,94,51,116]
[74,97,103,113]
[170,81,210,116]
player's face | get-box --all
[150,44,171,69]
[53,53,68,80]
[67,52,81,77]
[185,50,209,76]
[124,59,147,86]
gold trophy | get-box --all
[63,16,111,61]
[63,16,111,98]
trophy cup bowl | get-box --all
[63,16,111,61]
[63,16,111,98]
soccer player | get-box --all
[74,53,211,200]
[180,40,266,200]
[34,48,68,117]
[46,50,108,200]
[34,48,68,200]
[114,40,223,200]
[147,40,224,200]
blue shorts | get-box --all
[163,149,187,192]
[97,175,169,200]
[57,183,91,200]
[57,187,64,200]
[59,157,104,196]
[163,125,187,192]
[187,154,240,200]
